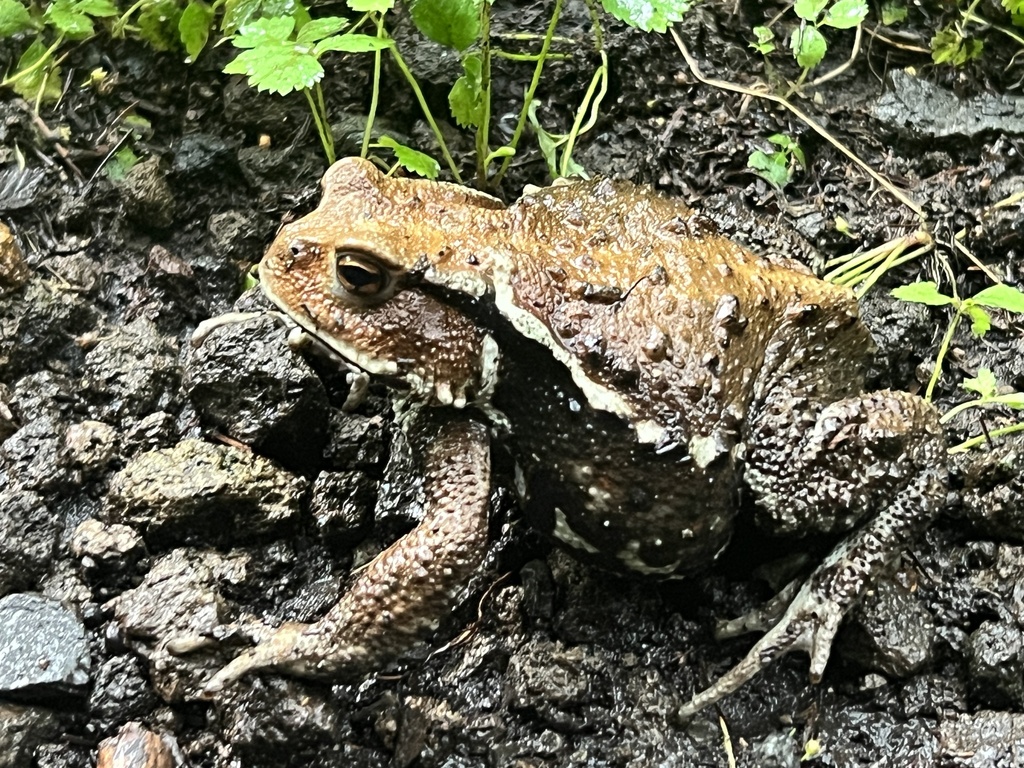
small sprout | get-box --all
[834,215,854,237]
[802,738,822,761]
[880,1,907,25]
[105,146,141,182]
[377,136,440,179]
[748,133,804,188]
[750,25,775,55]
[790,25,827,69]
[931,25,984,66]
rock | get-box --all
[0,703,59,768]
[0,488,59,596]
[117,158,175,230]
[0,223,29,296]
[308,471,374,544]
[65,421,118,476]
[183,314,329,469]
[966,619,1024,708]
[0,594,90,699]
[0,416,75,494]
[939,711,1024,765]
[841,578,936,678]
[105,439,304,545]
[97,722,182,768]
[88,656,158,732]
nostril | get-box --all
[290,244,302,257]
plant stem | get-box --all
[1,34,64,89]
[304,85,335,164]
[493,0,564,186]
[925,308,962,403]
[113,0,147,37]
[361,13,385,159]
[476,2,492,186]
[559,51,607,177]
[949,422,1024,454]
[386,38,462,183]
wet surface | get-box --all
[0,0,1022,765]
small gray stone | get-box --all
[0,594,90,698]
[0,488,59,597]
[0,703,59,768]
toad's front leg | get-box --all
[203,418,491,694]
[680,389,947,718]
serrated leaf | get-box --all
[822,0,867,28]
[347,0,393,10]
[599,0,692,32]
[931,26,983,66]
[296,16,347,44]
[138,0,183,52]
[222,0,298,34]
[969,283,1024,313]
[313,33,392,53]
[964,304,991,337]
[790,25,826,68]
[180,1,214,60]
[410,0,481,50]
[12,37,62,102]
[880,1,907,24]
[46,0,117,38]
[224,41,323,94]
[0,0,35,38]
[793,0,827,21]
[1002,0,1024,13]
[890,281,954,306]
[963,368,997,398]
[378,136,439,178]
[231,16,295,47]
[448,52,484,128]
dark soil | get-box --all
[1,1,1023,766]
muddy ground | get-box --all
[1,0,1024,765]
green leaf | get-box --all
[448,52,484,129]
[347,0,393,10]
[45,0,117,38]
[822,0,867,29]
[890,281,954,306]
[749,25,775,54]
[995,393,1024,409]
[880,1,907,25]
[1002,0,1024,13]
[377,136,439,178]
[962,368,997,398]
[12,37,62,102]
[222,0,298,34]
[410,0,481,50]
[105,146,141,182]
[747,150,790,187]
[0,0,35,38]
[231,15,295,47]
[138,0,183,51]
[969,283,1024,314]
[313,33,392,53]
[964,304,991,337]
[180,0,215,60]
[931,26,983,66]
[790,25,827,69]
[599,0,692,32]
[793,0,827,21]
[296,16,347,43]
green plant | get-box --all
[942,369,1024,453]
[890,280,1024,402]
[747,133,805,187]
[930,0,1024,66]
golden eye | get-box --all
[336,253,388,297]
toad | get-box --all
[204,158,946,716]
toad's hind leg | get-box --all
[679,390,946,718]
[202,418,491,695]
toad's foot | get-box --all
[202,418,491,696]
[679,457,946,719]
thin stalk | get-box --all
[361,13,385,159]
[1,34,64,88]
[476,3,492,185]
[387,40,462,183]
[493,51,569,62]
[924,309,961,403]
[113,0,147,36]
[315,83,335,163]
[559,51,607,177]
[949,422,1024,454]
[304,85,335,164]
[493,0,564,186]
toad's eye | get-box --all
[336,252,389,297]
